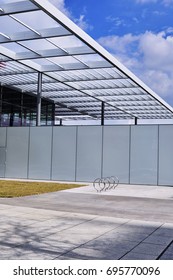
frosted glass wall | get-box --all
[0,127,6,177]
[28,127,52,180]
[52,126,77,181]
[0,127,6,147]
[6,127,29,178]
[159,125,173,186]
[130,126,158,185]
[1,125,173,186]
[102,126,130,183]
[76,126,102,181]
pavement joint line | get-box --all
[118,223,164,260]
[156,240,173,260]
[38,217,98,240]
[3,222,128,260]
[10,215,100,244]
[54,219,132,259]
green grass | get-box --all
[0,180,84,198]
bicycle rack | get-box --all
[93,176,119,192]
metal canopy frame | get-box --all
[1,0,173,124]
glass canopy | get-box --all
[1,0,173,123]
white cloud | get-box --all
[98,30,173,101]
[106,16,126,27]
[48,0,92,31]
[142,70,173,97]
[98,34,139,54]
[48,0,71,17]
[139,31,173,72]
[74,14,93,31]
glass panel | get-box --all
[0,147,6,177]
[75,54,112,68]
[52,127,77,181]
[14,10,60,30]
[0,128,6,147]
[0,15,28,35]
[103,126,130,183]
[28,127,52,179]
[49,56,82,65]
[6,127,29,178]
[20,38,58,52]
[45,57,86,70]
[49,35,85,49]
[76,126,102,181]
[0,84,55,127]
[130,126,158,185]
[1,0,24,3]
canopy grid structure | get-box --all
[1,0,173,125]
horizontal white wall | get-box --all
[0,125,173,186]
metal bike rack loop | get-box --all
[93,176,119,192]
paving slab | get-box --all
[121,252,157,260]
[57,246,127,260]
[143,235,173,246]
[129,242,166,256]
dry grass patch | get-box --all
[0,180,84,198]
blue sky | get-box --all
[65,0,173,37]
[50,1,173,105]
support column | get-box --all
[9,105,14,127]
[52,103,55,126]
[60,118,62,126]
[134,116,138,125]
[36,72,42,126]
[20,93,23,126]
[101,101,105,126]
[0,85,2,127]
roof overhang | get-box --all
[1,0,173,122]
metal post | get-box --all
[20,93,23,126]
[52,103,55,126]
[101,101,105,126]
[134,116,138,125]
[9,105,14,127]
[60,118,62,126]
[36,72,42,126]
[0,85,2,127]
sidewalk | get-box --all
[0,183,173,260]
[64,183,173,200]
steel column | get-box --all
[0,86,2,127]
[52,103,55,125]
[101,101,105,126]
[36,72,42,126]
[134,116,138,125]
